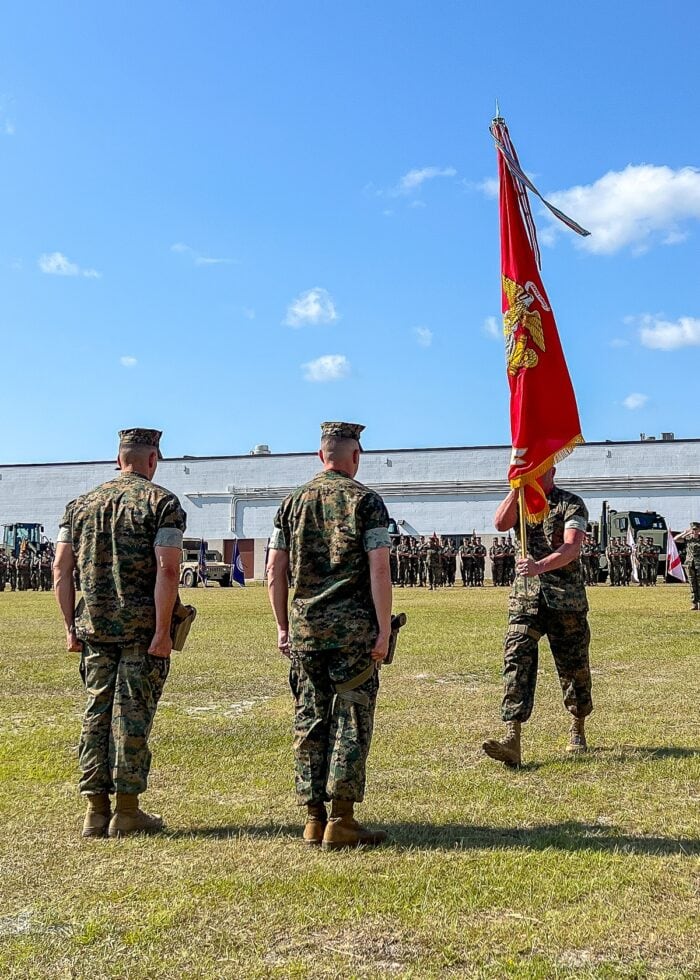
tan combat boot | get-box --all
[302,803,327,846]
[321,800,387,851]
[482,721,522,768]
[107,793,164,838]
[566,716,588,754]
[82,792,111,839]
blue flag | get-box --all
[231,538,245,587]
[198,539,208,587]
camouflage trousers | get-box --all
[686,563,700,604]
[78,642,170,796]
[501,600,592,723]
[289,645,378,805]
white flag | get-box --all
[626,526,639,584]
[666,532,686,583]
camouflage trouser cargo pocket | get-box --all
[78,643,170,796]
[501,598,592,723]
[290,645,378,805]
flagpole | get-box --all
[518,487,528,595]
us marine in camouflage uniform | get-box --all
[459,538,473,587]
[53,428,186,839]
[483,467,593,767]
[267,422,391,850]
[645,536,659,586]
[675,523,700,609]
[473,537,486,586]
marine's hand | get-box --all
[516,557,541,578]
[148,631,172,658]
[66,625,82,653]
[277,627,291,659]
[370,632,390,663]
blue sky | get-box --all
[1,1,698,463]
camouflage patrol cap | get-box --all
[320,421,365,450]
[691,522,700,530]
[118,428,164,459]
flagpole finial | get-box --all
[494,98,503,123]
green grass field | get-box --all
[1,584,699,979]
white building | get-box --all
[1,435,697,578]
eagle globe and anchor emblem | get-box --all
[503,275,552,476]
[502,274,550,377]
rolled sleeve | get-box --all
[269,527,288,551]
[154,527,184,549]
[564,514,588,533]
[364,526,392,552]
[57,501,74,546]
[155,494,187,544]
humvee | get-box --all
[180,538,231,587]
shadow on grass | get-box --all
[591,746,700,761]
[168,821,700,855]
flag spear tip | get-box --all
[494,97,503,122]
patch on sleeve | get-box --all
[155,527,184,549]
[364,526,392,551]
[269,527,288,551]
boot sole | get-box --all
[482,742,521,767]
[81,827,109,839]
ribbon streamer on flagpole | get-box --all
[490,117,590,269]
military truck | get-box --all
[1,523,53,559]
[589,502,669,581]
[180,538,231,587]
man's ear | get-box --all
[318,449,325,464]
[353,448,360,465]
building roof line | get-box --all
[0,438,697,469]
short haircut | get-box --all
[119,443,155,467]
[320,434,358,457]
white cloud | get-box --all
[544,164,700,254]
[3,120,14,136]
[476,177,499,199]
[120,356,137,368]
[284,287,338,327]
[623,392,648,410]
[38,251,101,278]
[170,242,234,266]
[638,314,700,351]
[409,199,427,209]
[302,354,350,383]
[393,166,456,196]
[608,338,629,348]
[483,315,501,340]
[413,326,433,348]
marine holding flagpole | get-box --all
[481,113,594,767]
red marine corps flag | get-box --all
[490,114,589,523]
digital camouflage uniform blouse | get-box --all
[510,485,589,614]
[270,469,391,651]
[57,472,186,645]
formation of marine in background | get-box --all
[603,535,660,587]
[0,541,55,592]
[386,527,671,591]
[488,537,516,587]
[390,534,515,588]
